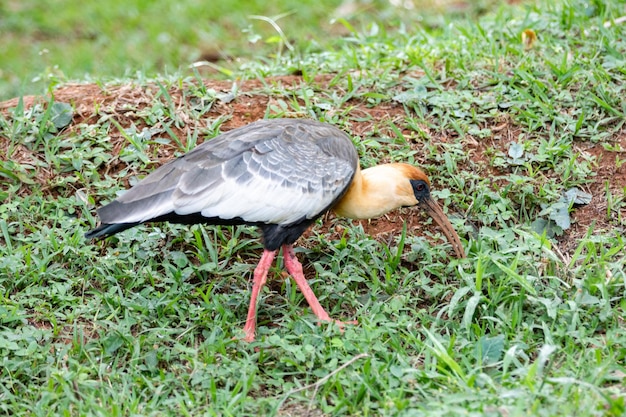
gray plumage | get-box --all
[85,119,359,250]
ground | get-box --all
[0,74,626,416]
[1,75,624,257]
[2,0,626,414]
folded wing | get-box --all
[95,119,358,228]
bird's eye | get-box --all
[416,183,424,191]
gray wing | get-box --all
[97,119,358,226]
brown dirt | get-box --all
[1,75,625,257]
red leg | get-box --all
[241,249,276,342]
[282,244,357,329]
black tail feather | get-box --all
[84,222,140,239]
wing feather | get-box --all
[96,119,358,226]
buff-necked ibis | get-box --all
[86,118,465,341]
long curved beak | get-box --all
[421,197,466,259]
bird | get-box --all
[85,118,465,342]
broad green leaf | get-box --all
[50,102,73,129]
[565,187,592,205]
[475,334,505,365]
[548,201,571,230]
[508,142,524,159]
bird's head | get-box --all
[334,163,466,259]
[398,164,465,259]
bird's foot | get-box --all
[234,315,258,342]
[239,323,257,343]
[241,333,255,343]
[232,329,257,343]
[319,318,358,332]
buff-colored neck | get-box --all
[333,163,427,220]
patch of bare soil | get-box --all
[460,118,626,254]
[1,75,625,256]
[563,137,626,252]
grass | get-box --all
[1,0,314,99]
[1,0,626,415]
[0,0,500,100]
